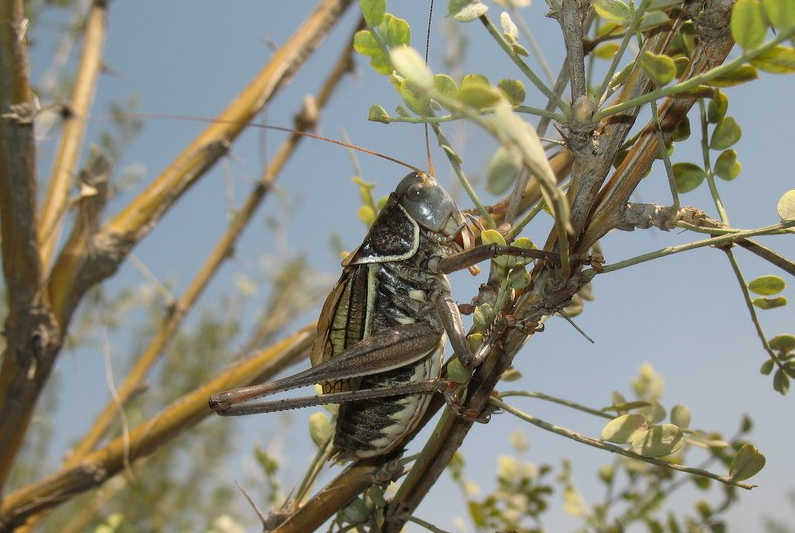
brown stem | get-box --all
[38,0,109,269]
[46,0,355,330]
[62,17,358,469]
[580,0,736,250]
[0,0,60,495]
[0,326,315,531]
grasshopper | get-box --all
[209,170,557,460]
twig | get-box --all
[491,397,757,490]
[38,0,108,268]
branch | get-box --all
[491,398,757,490]
[0,0,60,493]
[598,220,795,274]
[46,0,355,329]
[0,326,315,531]
[38,0,108,269]
[580,0,736,250]
[61,18,358,469]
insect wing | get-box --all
[311,263,377,394]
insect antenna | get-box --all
[423,0,436,177]
[92,112,425,175]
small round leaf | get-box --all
[670,405,692,429]
[750,45,795,74]
[497,78,526,105]
[774,367,790,394]
[752,296,788,310]
[707,90,728,123]
[309,412,333,448]
[640,51,677,85]
[593,0,631,23]
[368,104,390,124]
[391,46,433,89]
[762,0,795,29]
[731,0,767,50]
[729,443,766,480]
[708,65,759,87]
[486,146,522,194]
[360,0,385,27]
[777,189,795,221]
[458,85,504,109]
[770,334,795,354]
[710,116,742,150]
[672,162,706,193]
[601,414,648,444]
[748,275,785,295]
[631,424,685,457]
[760,359,775,375]
[715,149,741,180]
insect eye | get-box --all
[406,182,427,200]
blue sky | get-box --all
[27,1,795,531]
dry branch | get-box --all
[0,326,315,531]
[38,0,108,269]
[0,0,59,494]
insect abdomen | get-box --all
[332,338,444,459]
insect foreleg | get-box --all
[436,244,559,274]
[209,321,440,413]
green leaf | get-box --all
[602,400,653,412]
[601,414,648,444]
[391,46,433,89]
[714,149,741,180]
[458,85,504,108]
[777,189,795,221]
[762,0,795,29]
[707,90,728,123]
[774,367,791,394]
[308,412,333,447]
[760,358,775,375]
[497,78,526,105]
[631,424,685,457]
[368,104,390,123]
[353,30,392,75]
[640,51,677,85]
[449,0,488,21]
[462,73,490,87]
[710,116,742,150]
[480,229,507,246]
[638,11,671,31]
[672,116,691,142]
[729,444,766,480]
[770,334,795,354]
[670,405,691,429]
[486,146,522,195]
[381,13,411,47]
[398,79,431,115]
[672,162,706,193]
[731,0,767,50]
[750,45,795,73]
[708,65,759,87]
[593,0,630,23]
[748,275,785,295]
[753,296,788,309]
[360,0,385,27]
[433,74,458,101]
[595,43,620,59]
